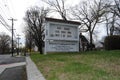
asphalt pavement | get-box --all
[0,54,27,80]
[0,66,27,80]
[0,55,25,65]
[0,54,46,80]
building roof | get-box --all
[45,17,81,25]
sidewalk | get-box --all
[0,55,26,74]
[0,55,46,80]
[0,65,27,80]
[0,55,26,80]
[26,56,46,80]
[0,62,26,74]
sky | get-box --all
[0,0,46,47]
[0,0,106,47]
[0,0,82,47]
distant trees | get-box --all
[113,0,120,18]
[104,0,120,36]
[25,31,35,52]
[112,0,120,35]
[24,7,49,54]
[0,33,11,54]
[104,11,118,36]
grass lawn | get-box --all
[30,50,120,80]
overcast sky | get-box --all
[0,0,83,46]
[0,0,40,46]
[0,0,106,46]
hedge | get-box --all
[104,35,120,50]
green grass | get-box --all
[31,50,120,80]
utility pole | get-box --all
[8,18,17,57]
[17,34,20,55]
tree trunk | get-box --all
[106,25,109,36]
[110,12,116,36]
[38,46,43,54]
[38,41,43,54]
[89,31,93,50]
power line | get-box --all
[0,15,11,33]
[0,5,10,19]
[0,0,13,17]
[0,0,15,30]
[0,14,10,27]
[0,0,18,48]
[0,20,10,31]
[0,0,18,34]
[0,2,11,20]
[0,1,12,33]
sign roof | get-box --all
[45,17,81,25]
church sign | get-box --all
[44,18,80,54]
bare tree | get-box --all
[104,17,120,36]
[24,7,49,54]
[113,0,120,34]
[104,0,120,36]
[104,13,110,36]
[113,0,120,18]
[71,0,108,50]
[0,33,11,54]
[42,0,67,20]
[109,11,116,35]
[104,11,117,36]
[25,30,35,52]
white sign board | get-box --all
[48,24,78,40]
[46,40,78,52]
[44,18,80,54]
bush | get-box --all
[104,35,120,50]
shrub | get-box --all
[104,35,120,50]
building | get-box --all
[44,18,81,54]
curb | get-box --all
[26,57,46,80]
